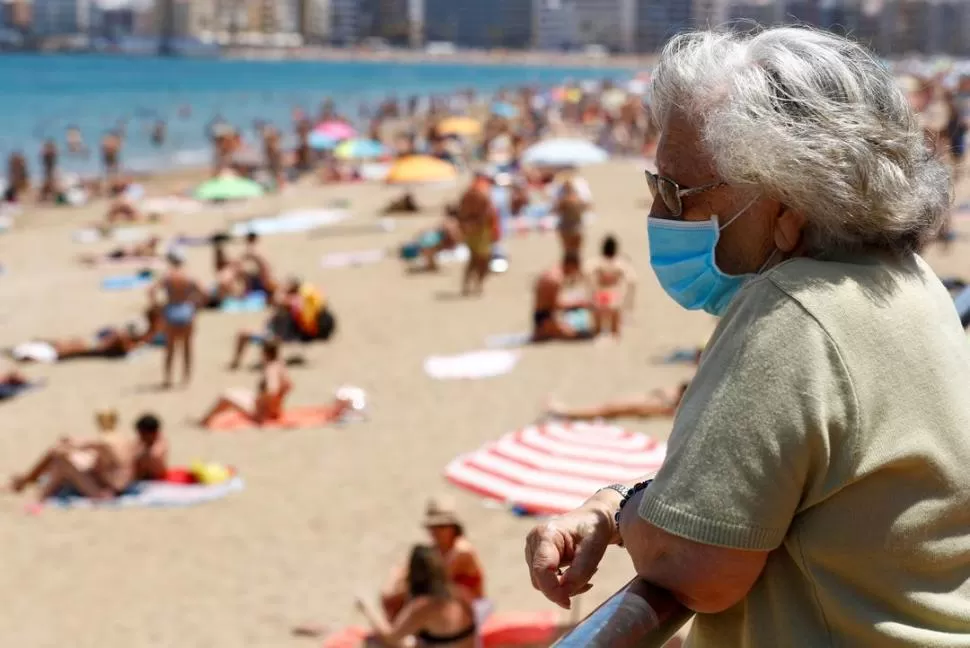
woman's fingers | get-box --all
[526,522,581,609]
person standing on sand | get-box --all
[38,139,59,203]
[456,175,499,297]
[4,152,29,203]
[149,250,204,389]
[590,235,637,339]
[101,131,122,185]
[263,126,285,191]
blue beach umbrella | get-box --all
[491,101,519,119]
[334,138,387,160]
[309,131,338,151]
[522,138,609,167]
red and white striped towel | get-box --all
[445,421,666,516]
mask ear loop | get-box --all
[757,248,781,274]
[718,194,761,231]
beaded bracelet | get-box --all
[614,480,652,544]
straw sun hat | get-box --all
[422,495,464,529]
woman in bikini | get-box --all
[12,306,163,363]
[380,497,486,623]
[590,235,636,339]
[358,545,478,648]
[200,339,292,426]
[149,250,204,388]
[544,381,690,422]
[555,180,586,256]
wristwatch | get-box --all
[597,483,630,500]
[602,480,653,546]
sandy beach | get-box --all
[1,160,967,648]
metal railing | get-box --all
[553,579,694,648]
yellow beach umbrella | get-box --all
[386,155,458,185]
[437,116,482,137]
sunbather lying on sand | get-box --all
[399,204,463,272]
[11,306,163,363]
[78,235,161,266]
[544,382,690,421]
[8,413,169,503]
[201,340,292,426]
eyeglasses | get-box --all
[645,170,727,220]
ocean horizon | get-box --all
[0,53,636,177]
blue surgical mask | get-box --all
[647,200,766,316]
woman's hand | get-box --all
[524,491,621,609]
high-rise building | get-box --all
[359,0,410,44]
[533,0,633,51]
[300,0,330,43]
[151,0,218,38]
[535,0,580,51]
[634,0,693,51]
[424,0,535,49]
[32,0,85,35]
[330,0,359,44]
[1,0,31,32]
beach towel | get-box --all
[321,611,560,648]
[139,196,202,216]
[11,341,58,363]
[486,332,533,350]
[219,292,267,313]
[0,380,43,401]
[424,350,519,380]
[230,209,349,237]
[173,234,216,247]
[86,255,162,269]
[44,476,244,510]
[74,226,150,244]
[101,271,154,291]
[321,248,387,269]
[205,405,343,432]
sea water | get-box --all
[0,54,633,176]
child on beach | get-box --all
[590,235,636,340]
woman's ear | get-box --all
[774,207,807,254]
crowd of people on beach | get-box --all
[2,42,970,647]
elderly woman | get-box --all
[525,27,970,647]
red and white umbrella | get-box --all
[444,422,666,516]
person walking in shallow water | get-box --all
[149,250,204,389]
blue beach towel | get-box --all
[230,209,349,237]
[101,270,154,291]
[45,476,244,510]
[662,348,702,365]
[0,380,44,401]
[486,332,533,350]
[219,292,267,313]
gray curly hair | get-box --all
[651,27,952,255]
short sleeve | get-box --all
[638,277,858,551]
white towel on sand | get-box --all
[424,350,519,380]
